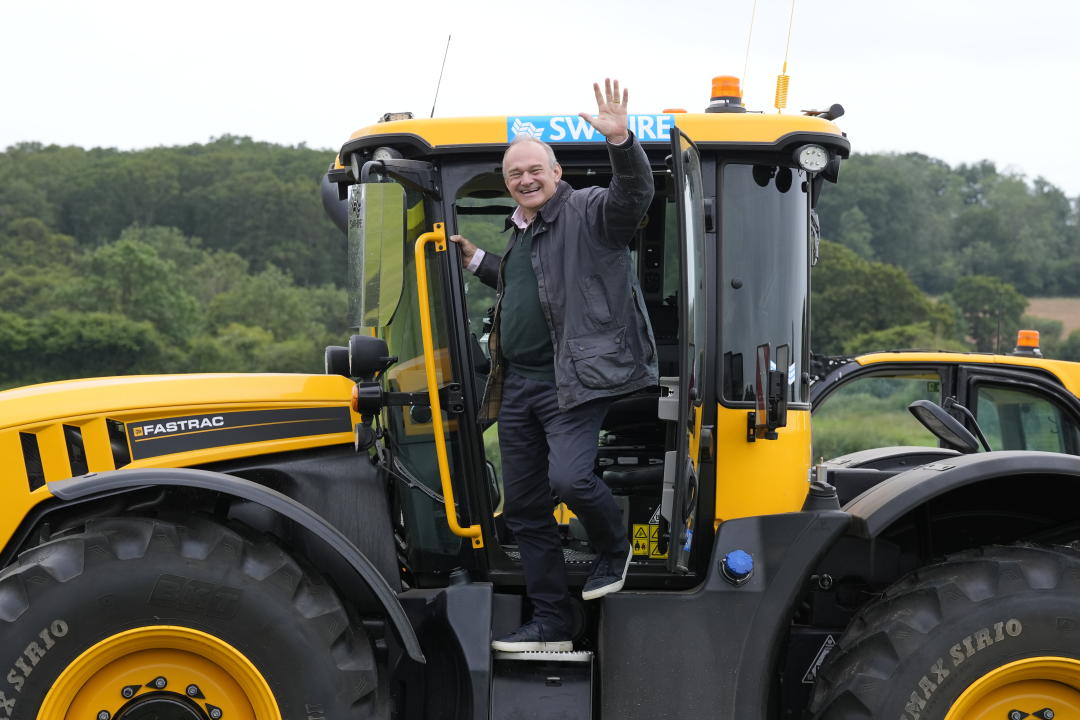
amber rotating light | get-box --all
[706,76,746,113]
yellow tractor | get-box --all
[811,334,1080,484]
[3,78,1080,719]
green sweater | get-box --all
[500,224,555,381]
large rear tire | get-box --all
[0,516,383,720]
[810,545,1080,719]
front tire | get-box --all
[810,545,1080,719]
[0,516,382,719]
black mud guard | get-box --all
[846,450,1080,538]
[48,467,425,663]
[601,509,851,718]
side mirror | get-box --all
[943,397,993,452]
[325,345,349,377]
[321,173,348,234]
[907,400,980,454]
[753,343,789,440]
[348,334,396,381]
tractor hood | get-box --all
[0,373,355,432]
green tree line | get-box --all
[811,240,1080,359]
[816,153,1080,296]
[0,137,348,388]
[2,139,1079,389]
[0,136,343,285]
[812,153,1080,358]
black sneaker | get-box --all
[582,543,632,601]
[491,621,572,652]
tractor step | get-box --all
[493,650,592,662]
[491,649,593,719]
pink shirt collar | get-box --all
[509,205,532,230]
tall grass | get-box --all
[813,378,940,460]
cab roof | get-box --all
[338,112,848,159]
[855,351,1080,398]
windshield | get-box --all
[720,163,809,405]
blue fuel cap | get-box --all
[721,549,754,585]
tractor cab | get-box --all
[323,81,850,665]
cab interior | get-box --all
[452,161,686,574]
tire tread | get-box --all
[0,516,381,716]
[810,544,1080,719]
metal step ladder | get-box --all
[491,650,594,719]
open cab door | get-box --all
[346,163,491,579]
[662,128,708,573]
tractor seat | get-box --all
[601,392,663,445]
[602,465,664,496]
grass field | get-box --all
[1028,297,1080,334]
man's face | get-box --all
[503,142,562,218]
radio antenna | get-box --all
[774,0,797,112]
[741,0,759,91]
[430,35,452,118]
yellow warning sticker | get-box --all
[648,524,667,559]
[632,524,649,556]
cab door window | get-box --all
[455,195,514,340]
[812,373,943,460]
[361,184,473,571]
[453,191,516,496]
[974,385,1080,453]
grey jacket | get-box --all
[476,134,657,420]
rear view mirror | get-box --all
[907,400,980,454]
[348,183,406,328]
[752,343,789,440]
[348,334,396,381]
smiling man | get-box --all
[451,79,657,653]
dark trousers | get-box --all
[498,371,627,632]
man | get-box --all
[451,79,657,652]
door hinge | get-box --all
[438,383,465,415]
[699,425,715,461]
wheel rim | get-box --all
[38,625,281,720]
[945,656,1080,720]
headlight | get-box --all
[794,144,829,173]
[373,146,403,163]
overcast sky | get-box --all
[4,0,1079,196]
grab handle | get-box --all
[414,223,483,548]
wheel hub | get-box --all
[946,657,1080,720]
[37,625,279,720]
[116,692,209,720]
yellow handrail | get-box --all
[413,223,484,548]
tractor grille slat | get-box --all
[19,432,45,491]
